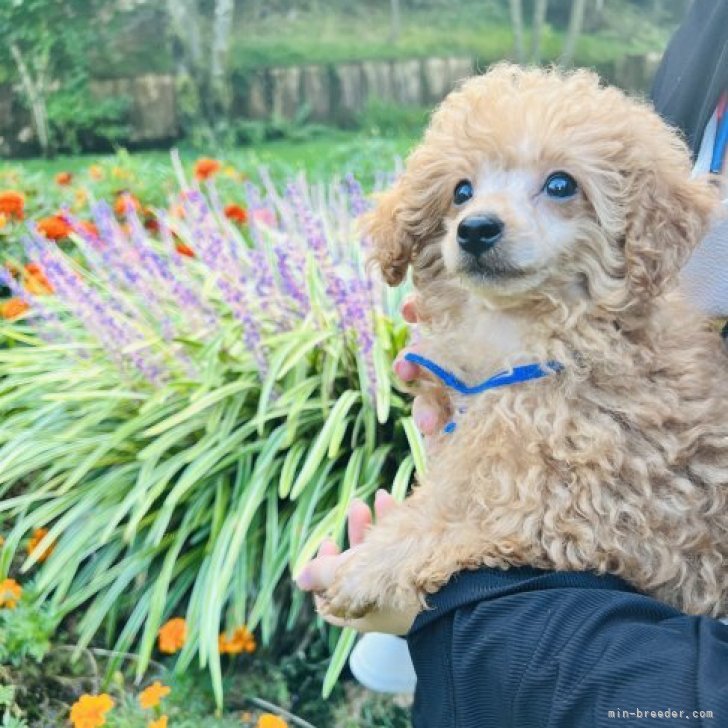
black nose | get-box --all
[457,215,504,255]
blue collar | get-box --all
[403,352,564,433]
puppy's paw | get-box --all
[319,561,379,619]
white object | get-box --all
[682,108,728,317]
[349,632,417,694]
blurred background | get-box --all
[1,0,690,161]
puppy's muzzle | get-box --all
[457,214,505,256]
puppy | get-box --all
[321,64,728,621]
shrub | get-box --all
[0,163,419,706]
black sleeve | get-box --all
[408,574,728,728]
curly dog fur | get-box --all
[321,64,728,621]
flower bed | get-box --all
[0,153,420,720]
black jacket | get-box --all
[406,567,728,727]
[651,0,728,156]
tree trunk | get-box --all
[210,0,235,119]
[10,42,51,156]
[389,0,401,44]
[530,0,549,64]
[166,0,208,138]
[560,0,587,67]
[508,0,526,63]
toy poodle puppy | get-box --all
[319,63,728,623]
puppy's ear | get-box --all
[623,124,718,300]
[361,183,414,286]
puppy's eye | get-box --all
[543,172,578,199]
[453,180,474,205]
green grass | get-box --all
[86,0,678,80]
[11,133,413,190]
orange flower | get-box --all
[24,263,54,296]
[169,203,186,219]
[77,220,99,240]
[27,527,55,561]
[37,215,72,241]
[69,693,114,728]
[114,192,141,216]
[89,164,104,180]
[224,204,248,224]
[175,242,195,258]
[55,171,73,186]
[149,717,168,728]
[1,298,29,320]
[0,578,22,608]
[139,681,171,709]
[218,625,256,655]
[158,617,187,653]
[194,158,221,180]
[0,190,25,220]
[256,714,288,728]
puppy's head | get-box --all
[364,64,718,315]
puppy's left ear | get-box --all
[623,125,719,300]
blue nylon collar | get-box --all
[403,352,564,396]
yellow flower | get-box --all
[73,187,89,212]
[89,164,104,180]
[256,714,288,728]
[158,617,187,654]
[69,693,114,728]
[27,527,55,562]
[0,212,7,229]
[139,681,171,709]
[0,578,21,609]
[149,717,168,728]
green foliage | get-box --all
[0,167,414,709]
[0,593,57,667]
[0,0,125,154]
[46,88,130,154]
[356,100,430,139]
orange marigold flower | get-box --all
[24,264,54,296]
[37,215,72,241]
[0,190,25,220]
[194,157,221,180]
[114,192,141,216]
[149,717,168,728]
[224,204,248,224]
[139,681,171,710]
[77,220,99,240]
[27,527,55,562]
[218,625,256,655]
[0,578,21,608]
[158,617,187,653]
[69,693,114,728]
[55,171,73,186]
[175,242,195,258]
[257,714,288,728]
[89,164,104,180]
[1,298,29,320]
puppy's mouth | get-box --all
[458,251,526,282]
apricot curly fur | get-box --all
[325,64,727,621]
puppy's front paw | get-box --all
[319,558,379,620]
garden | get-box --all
[0,138,423,727]
[0,1,690,726]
